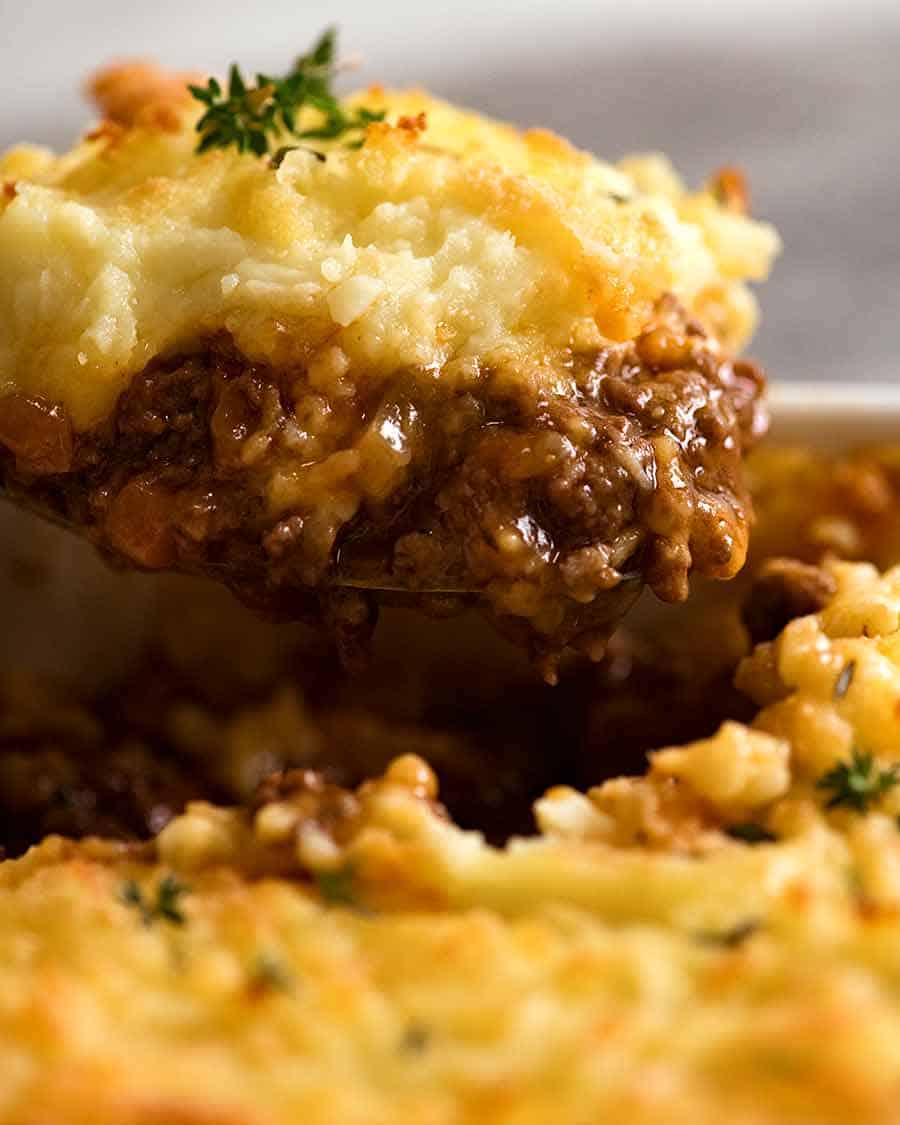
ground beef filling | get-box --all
[0,300,764,676]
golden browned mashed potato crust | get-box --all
[0,75,776,425]
[2,829,898,1125]
[7,548,900,1125]
[87,60,206,130]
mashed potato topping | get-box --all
[0,81,777,428]
[4,558,900,1123]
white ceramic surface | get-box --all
[769,383,900,449]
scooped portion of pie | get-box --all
[0,42,779,675]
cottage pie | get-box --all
[0,53,777,674]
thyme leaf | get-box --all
[313,866,359,908]
[250,952,294,993]
[833,659,857,700]
[400,1023,432,1053]
[189,27,385,159]
[119,874,190,927]
[726,823,777,844]
[695,919,761,949]
[817,748,900,813]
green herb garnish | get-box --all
[817,749,900,813]
[270,144,323,169]
[833,659,857,700]
[155,874,190,924]
[400,1023,432,1053]
[726,823,777,844]
[189,28,385,159]
[314,866,358,907]
[696,919,760,949]
[250,952,294,993]
[120,874,190,927]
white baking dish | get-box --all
[768,383,900,449]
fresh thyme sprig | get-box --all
[726,822,777,844]
[695,918,761,949]
[817,749,900,813]
[249,952,294,994]
[833,659,857,700]
[188,28,385,159]
[120,874,191,926]
[314,866,358,907]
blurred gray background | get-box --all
[1,0,898,384]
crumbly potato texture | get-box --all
[0,69,777,428]
[5,557,900,1123]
